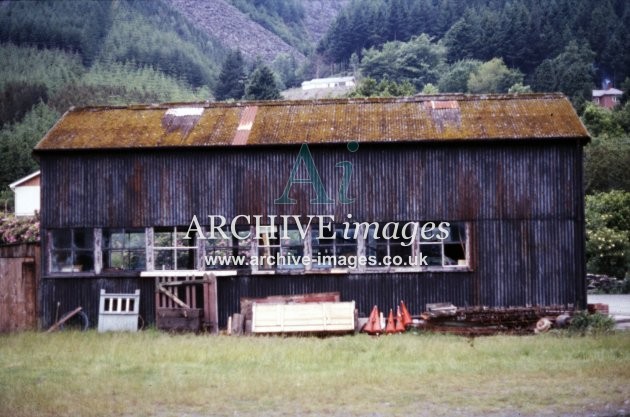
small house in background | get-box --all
[592,80,623,109]
[9,170,40,217]
[33,94,590,329]
[301,76,355,90]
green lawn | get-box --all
[1,330,629,417]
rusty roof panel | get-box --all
[34,94,589,151]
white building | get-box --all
[301,76,356,90]
[9,171,40,216]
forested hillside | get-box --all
[0,0,227,199]
[0,0,346,200]
[318,0,630,109]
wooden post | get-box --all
[204,273,218,334]
[231,313,243,336]
[203,280,210,332]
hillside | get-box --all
[0,0,225,196]
[303,0,350,44]
[319,0,630,87]
[314,0,630,111]
[169,0,304,62]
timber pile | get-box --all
[420,305,575,336]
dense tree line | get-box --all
[0,0,227,88]
[0,0,112,66]
[318,0,471,63]
[319,0,630,108]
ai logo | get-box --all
[274,142,358,205]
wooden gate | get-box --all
[140,271,234,333]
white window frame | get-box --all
[152,226,199,271]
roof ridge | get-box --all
[63,93,569,112]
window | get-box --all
[102,229,146,271]
[311,224,357,269]
[257,225,304,270]
[419,222,468,267]
[206,227,252,270]
[365,224,412,267]
[154,227,197,270]
[49,229,94,273]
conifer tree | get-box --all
[245,65,280,100]
[214,50,246,101]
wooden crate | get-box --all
[241,292,340,323]
[252,301,356,334]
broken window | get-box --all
[154,227,197,270]
[102,229,146,271]
[419,222,468,267]
[49,228,94,273]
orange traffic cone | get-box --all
[400,300,412,327]
[395,306,406,333]
[363,305,382,335]
[385,309,396,334]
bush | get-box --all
[568,311,615,335]
[0,213,40,244]
[585,191,630,278]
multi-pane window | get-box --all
[419,222,467,267]
[154,227,197,270]
[365,224,412,267]
[257,225,304,270]
[102,229,146,271]
[45,221,470,275]
[206,227,252,270]
[311,224,358,269]
[49,229,94,273]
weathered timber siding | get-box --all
[40,142,581,226]
[0,243,40,332]
[38,141,586,327]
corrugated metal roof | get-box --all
[34,94,589,151]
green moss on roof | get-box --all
[34,94,589,151]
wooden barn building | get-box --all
[33,94,590,329]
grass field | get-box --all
[1,330,629,417]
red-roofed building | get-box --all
[592,87,623,109]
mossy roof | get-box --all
[34,94,589,151]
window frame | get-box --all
[309,223,359,272]
[254,224,306,273]
[153,226,198,271]
[101,228,147,272]
[416,222,470,271]
[47,228,96,275]
[205,225,253,271]
[44,221,472,277]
